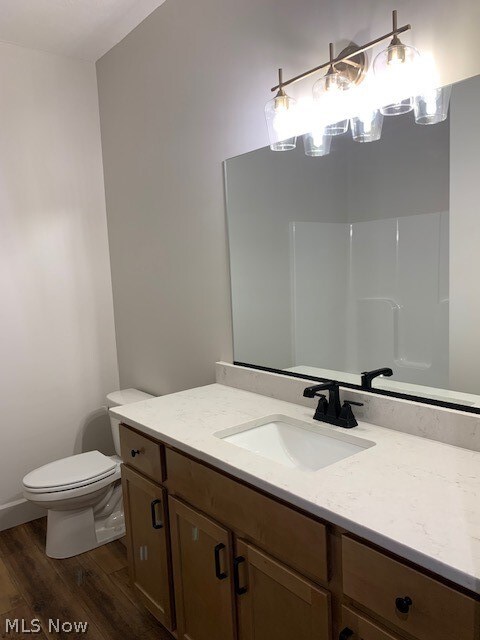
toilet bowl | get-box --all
[22,388,154,559]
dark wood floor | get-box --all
[0,518,173,639]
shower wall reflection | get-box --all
[290,212,449,389]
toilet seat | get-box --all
[23,451,117,494]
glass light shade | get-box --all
[303,130,332,157]
[373,42,420,116]
[380,96,413,116]
[264,92,297,151]
[414,85,452,125]
[324,118,349,136]
[350,110,384,143]
[312,71,350,136]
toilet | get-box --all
[22,388,154,559]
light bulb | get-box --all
[325,72,350,93]
[265,90,297,151]
[424,91,438,116]
[312,69,350,136]
[374,41,420,116]
[358,111,373,134]
[387,44,407,66]
[272,108,292,137]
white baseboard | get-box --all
[0,498,46,532]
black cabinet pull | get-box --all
[150,499,163,529]
[131,449,140,457]
[395,595,413,614]
[214,543,227,580]
[233,556,247,595]
[339,629,354,640]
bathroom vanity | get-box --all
[114,381,480,640]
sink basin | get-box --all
[215,415,374,472]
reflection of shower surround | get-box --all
[291,212,449,388]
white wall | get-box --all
[96,0,480,396]
[0,42,119,528]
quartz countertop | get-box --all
[111,383,480,594]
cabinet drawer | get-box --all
[165,448,328,584]
[120,423,165,483]
[342,536,479,640]
[340,606,403,640]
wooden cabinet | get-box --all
[168,497,236,640]
[119,427,480,640]
[121,465,173,630]
[236,540,331,640]
[168,497,330,640]
[342,536,478,640]
[166,448,328,584]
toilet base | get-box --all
[45,482,125,559]
[46,509,125,559]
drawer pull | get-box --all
[214,543,228,580]
[339,628,354,640]
[150,499,163,529]
[395,595,413,614]
[233,556,247,595]
[131,449,141,457]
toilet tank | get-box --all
[106,388,155,456]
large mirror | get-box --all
[225,74,480,412]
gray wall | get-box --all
[345,115,449,223]
[226,145,347,369]
[225,114,449,375]
[450,75,480,394]
[96,0,480,395]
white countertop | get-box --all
[111,383,480,594]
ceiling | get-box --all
[0,0,167,62]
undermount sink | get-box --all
[215,415,375,472]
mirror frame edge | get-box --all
[233,361,480,415]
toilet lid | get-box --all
[23,451,117,493]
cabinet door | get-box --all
[122,465,173,629]
[168,497,236,640]
[236,540,331,640]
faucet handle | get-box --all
[339,400,363,428]
[313,394,328,421]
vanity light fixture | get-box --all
[265,10,451,153]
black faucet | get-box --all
[303,381,363,429]
[361,367,393,390]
